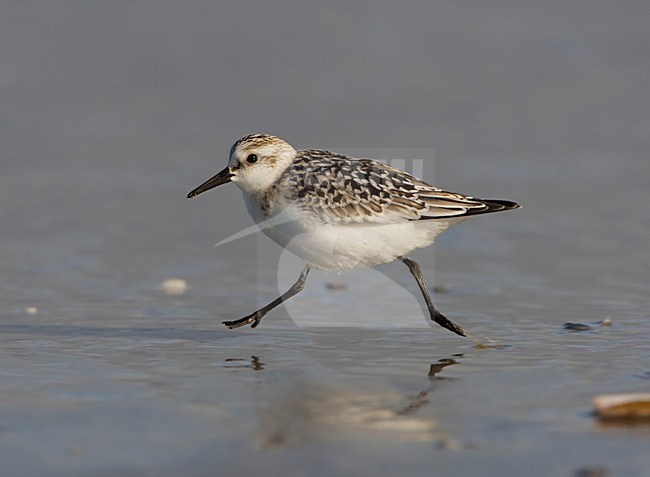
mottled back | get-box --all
[278,149,493,225]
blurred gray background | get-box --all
[3,1,648,309]
[1,2,649,476]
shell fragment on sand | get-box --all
[593,393,650,419]
[563,318,612,331]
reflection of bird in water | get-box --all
[224,356,264,371]
[396,357,459,416]
[251,356,461,451]
[428,358,459,378]
[188,134,520,336]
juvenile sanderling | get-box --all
[187,134,521,336]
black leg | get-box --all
[223,265,311,330]
[400,257,466,337]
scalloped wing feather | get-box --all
[279,150,492,225]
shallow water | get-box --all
[2,2,650,476]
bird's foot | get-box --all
[223,311,264,330]
[431,310,466,337]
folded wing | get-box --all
[281,150,520,225]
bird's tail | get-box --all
[483,199,522,212]
[461,199,521,217]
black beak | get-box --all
[187,167,233,198]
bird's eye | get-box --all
[246,154,258,164]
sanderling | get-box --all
[188,134,521,336]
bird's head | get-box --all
[187,134,296,198]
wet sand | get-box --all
[1,2,649,476]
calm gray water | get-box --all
[1,2,649,476]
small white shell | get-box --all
[162,278,188,295]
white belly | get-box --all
[243,191,464,271]
[263,215,463,271]
[284,222,450,271]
